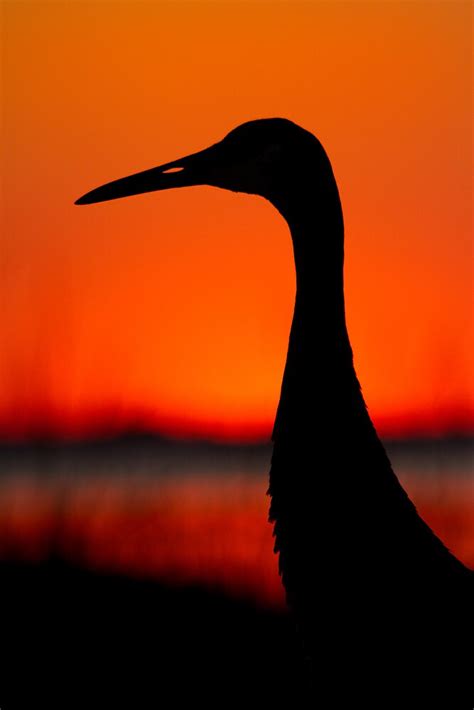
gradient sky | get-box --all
[2,1,473,441]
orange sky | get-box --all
[2,1,473,442]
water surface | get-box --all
[0,437,472,607]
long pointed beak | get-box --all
[75,143,220,205]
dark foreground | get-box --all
[1,559,305,708]
[1,436,472,707]
[2,558,474,708]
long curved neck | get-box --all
[271,177,368,442]
[265,143,469,667]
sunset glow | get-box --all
[2,1,472,442]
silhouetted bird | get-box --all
[76,119,472,705]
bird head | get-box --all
[75,118,326,208]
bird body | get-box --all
[76,118,473,704]
[268,168,472,702]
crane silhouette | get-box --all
[76,118,472,704]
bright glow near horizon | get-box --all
[2,1,473,441]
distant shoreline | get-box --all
[0,431,472,479]
[0,430,472,453]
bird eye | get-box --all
[263,144,282,162]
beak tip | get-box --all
[75,189,106,205]
[75,193,92,205]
